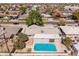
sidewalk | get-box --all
[0,24,16,27]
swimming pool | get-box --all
[34,44,57,51]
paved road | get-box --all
[0,20,78,25]
[0,21,58,24]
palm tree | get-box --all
[26,10,43,26]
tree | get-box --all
[26,10,43,26]
[63,37,73,48]
[53,14,61,20]
[19,4,26,15]
[52,9,62,20]
[44,4,53,14]
[13,33,28,50]
[71,11,79,23]
[58,20,67,26]
[16,33,29,42]
[57,5,64,11]
[73,10,79,20]
[14,41,26,49]
[36,7,39,11]
[70,15,78,20]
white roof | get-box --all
[48,18,53,22]
[0,26,21,38]
[33,5,38,8]
[33,34,61,39]
[63,13,72,16]
[60,26,79,34]
[74,43,79,51]
[20,24,60,35]
[64,6,79,10]
[74,43,79,55]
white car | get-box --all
[9,19,19,24]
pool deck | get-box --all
[55,39,67,52]
[31,38,67,53]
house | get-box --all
[41,13,52,18]
[20,24,61,43]
[0,11,5,18]
[0,26,22,39]
[64,6,79,13]
[0,10,20,19]
[61,12,72,18]
[32,5,38,10]
[21,24,61,36]
[74,43,79,55]
[59,26,79,38]
[41,13,52,22]
[6,11,20,19]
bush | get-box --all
[58,20,66,26]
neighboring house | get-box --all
[41,13,52,18]
[41,13,52,22]
[59,26,79,38]
[60,26,79,55]
[0,10,20,19]
[64,6,79,13]
[6,11,20,19]
[61,12,72,18]
[74,43,79,55]
[0,26,22,39]
[32,5,38,10]
[0,11,5,18]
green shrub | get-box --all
[16,33,29,42]
[14,41,26,49]
[63,37,73,47]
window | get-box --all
[49,39,54,42]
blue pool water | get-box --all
[34,44,57,51]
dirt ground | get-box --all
[0,38,34,53]
[0,39,14,53]
[15,38,34,53]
